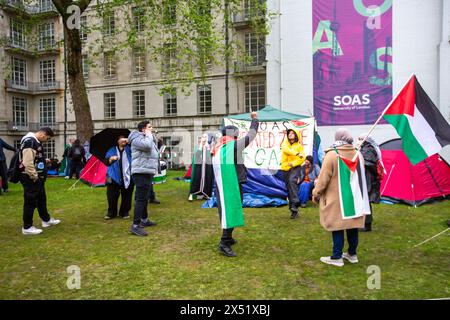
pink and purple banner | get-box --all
[313,0,393,126]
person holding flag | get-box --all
[312,128,370,267]
[213,111,259,257]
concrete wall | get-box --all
[267,0,450,148]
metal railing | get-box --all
[2,0,57,14]
[4,36,60,52]
[7,121,59,132]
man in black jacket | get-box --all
[0,138,17,193]
[214,112,259,257]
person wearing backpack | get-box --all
[357,134,383,232]
[0,138,17,194]
[68,139,86,179]
[19,127,60,235]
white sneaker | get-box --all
[64,176,69,180]
[42,218,61,228]
[320,256,344,267]
[22,226,43,235]
[342,253,359,264]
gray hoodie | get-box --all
[128,131,159,175]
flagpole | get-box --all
[352,73,416,161]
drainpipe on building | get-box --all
[63,28,67,149]
[225,0,230,116]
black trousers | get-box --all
[70,161,84,179]
[0,160,8,191]
[132,173,153,225]
[365,202,373,225]
[106,181,134,218]
[217,183,244,246]
[283,166,302,211]
[147,175,156,200]
[20,175,50,229]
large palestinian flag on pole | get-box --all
[383,75,450,165]
[337,152,371,220]
[212,137,244,229]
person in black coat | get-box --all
[0,138,17,193]
[357,135,382,232]
[67,139,86,179]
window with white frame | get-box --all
[198,85,212,114]
[245,32,266,66]
[40,0,53,12]
[10,19,26,48]
[82,54,89,79]
[104,93,116,119]
[38,22,55,50]
[103,12,115,36]
[164,91,177,116]
[132,90,145,118]
[39,98,56,126]
[103,52,116,79]
[80,15,87,41]
[132,6,145,32]
[163,0,177,26]
[245,80,266,112]
[162,43,176,73]
[12,57,27,86]
[132,47,146,75]
[45,140,56,159]
[13,97,28,127]
[39,60,56,86]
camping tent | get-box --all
[80,156,108,187]
[380,139,450,206]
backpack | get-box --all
[8,151,22,184]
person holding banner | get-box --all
[281,129,305,219]
[213,112,259,257]
[312,128,369,267]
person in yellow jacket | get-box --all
[281,129,305,219]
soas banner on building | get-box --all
[313,0,392,126]
[223,117,316,170]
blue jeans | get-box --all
[132,173,153,225]
[299,181,314,205]
[332,229,358,259]
[64,158,72,177]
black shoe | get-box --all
[359,224,372,232]
[290,211,299,219]
[130,225,148,237]
[231,238,237,246]
[218,243,237,257]
[140,219,157,227]
[149,198,161,204]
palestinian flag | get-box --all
[383,75,450,165]
[337,152,371,220]
[212,137,244,229]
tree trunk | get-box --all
[64,25,94,143]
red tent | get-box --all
[184,164,192,179]
[380,139,450,206]
[80,156,107,187]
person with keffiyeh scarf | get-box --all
[104,135,134,220]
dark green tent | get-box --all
[225,105,310,122]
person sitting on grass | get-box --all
[104,135,134,220]
[297,155,321,208]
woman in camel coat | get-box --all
[312,128,365,267]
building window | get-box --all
[82,54,89,79]
[45,140,56,159]
[164,91,177,116]
[10,19,26,48]
[132,90,145,118]
[245,80,266,112]
[103,52,117,79]
[245,33,266,66]
[163,0,177,26]
[104,93,116,119]
[38,22,55,50]
[12,57,27,87]
[198,85,212,114]
[80,15,87,41]
[132,6,145,32]
[40,0,53,12]
[39,59,56,87]
[103,12,115,36]
[40,98,56,126]
[13,97,28,127]
[162,43,176,74]
[132,47,146,75]
[244,0,266,19]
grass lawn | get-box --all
[0,170,449,300]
